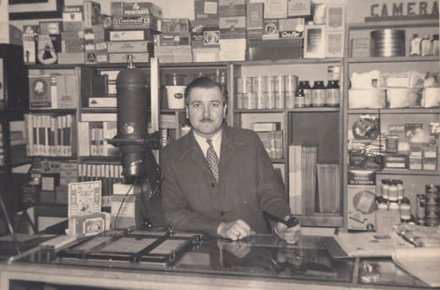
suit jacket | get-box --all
[160,125,291,236]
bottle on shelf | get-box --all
[421,34,432,56]
[325,80,340,107]
[311,80,326,107]
[432,34,439,56]
[295,83,305,108]
[399,197,411,223]
[396,180,404,201]
[409,33,422,56]
[388,180,399,202]
[303,80,312,107]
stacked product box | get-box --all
[155,18,192,63]
[59,5,85,64]
[218,0,246,61]
[192,0,220,62]
[38,21,62,65]
[107,2,162,64]
[22,25,39,65]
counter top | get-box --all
[0,231,437,290]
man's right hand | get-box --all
[217,219,255,240]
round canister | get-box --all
[371,29,405,57]
[236,77,252,94]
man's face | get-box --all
[187,86,227,139]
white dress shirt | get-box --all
[193,129,222,159]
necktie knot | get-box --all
[206,139,219,181]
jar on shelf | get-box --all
[409,33,422,56]
[396,180,404,201]
[325,80,340,107]
[311,80,326,107]
[303,80,312,107]
[421,34,432,56]
[388,180,398,202]
[381,179,390,201]
[399,197,411,223]
[432,34,439,56]
[295,84,305,108]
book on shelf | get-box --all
[78,121,120,157]
[24,113,76,157]
[317,163,341,213]
[78,163,124,209]
[253,122,283,159]
[288,144,317,215]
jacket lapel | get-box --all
[219,127,243,178]
[180,130,213,178]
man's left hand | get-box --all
[274,216,301,244]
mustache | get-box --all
[200,118,214,122]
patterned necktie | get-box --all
[206,139,219,181]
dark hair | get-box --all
[184,77,228,106]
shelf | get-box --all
[160,108,185,113]
[235,107,339,113]
[29,108,76,114]
[81,107,117,113]
[348,108,440,114]
[34,204,67,217]
[348,55,439,63]
[348,19,439,30]
[78,156,122,163]
[377,169,440,176]
[233,58,343,66]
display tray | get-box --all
[57,231,203,265]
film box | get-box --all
[279,18,305,39]
[351,38,371,58]
[263,19,280,40]
[61,31,85,53]
[109,52,150,63]
[218,0,246,17]
[247,2,264,40]
[347,185,377,231]
[264,0,288,18]
[39,21,62,35]
[23,25,39,64]
[107,41,153,53]
[195,0,219,20]
[161,18,190,33]
[63,6,83,31]
[158,33,191,46]
[83,1,101,29]
[348,170,375,185]
[111,15,160,31]
[287,0,311,17]
[110,2,163,18]
[219,16,246,39]
[106,29,154,42]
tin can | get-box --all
[416,194,426,221]
[285,75,298,95]
[236,93,243,109]
[236,77,252,94]
[425,203,439,219]
[286,91,295,109]
[275,92,285,109]
[371,29,405,57]
[243,92,257,109]
[252,76,269,93]
[256,91,266,109]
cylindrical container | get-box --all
[303,80,312,107]
[397,180,404,200]
[370,29,405,57]
[421,34,432,56]
[285,75,298,108]
[426,184,439,204]
[274,75,286,108]
[388,180,398,202]
[295,92,305,108]
[242,92,257,109]
[433,34,439,56]
[311,81,326,107]
[257,91,267,109]
[236,93,243,109]
[382,179,390,200]
[377,196,388,210]
[416,194,426,222]
[399,197,411,222]
[266,76,276,109]
[236,76,252,94]
[325,80,340,107]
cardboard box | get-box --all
[263,19,280,40]
[278,18,305,39]
[39,21,62,35]
[110,2,163,18]
[246,2,264,40]
[111,194,142,229]
[161,18,190,33]
[218,0,246,17]
[83,1,101,29]
[61,31,85,53]
[158,33,191,46]
[111,15,160,31]
[22,25,38,64]
[58,52,85,64]
[347,185,377,231]
[194,0,218,20]
[287,0,311,17]
[348,170,376,185]
[248,39,302,60]
[383,154,408,169]
[219,16,246,38]
[264,0,288,18]
[106,29,154,41]
[63,6,84,31]
[192,47,220,62]
[109,52,150,63]
[107,41,153,53]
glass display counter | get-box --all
[0,231,437,290]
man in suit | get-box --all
[161,77,300,243]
